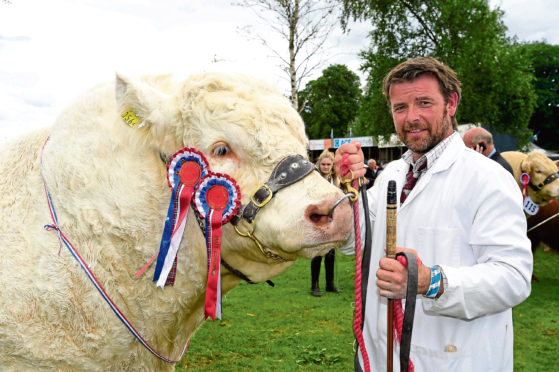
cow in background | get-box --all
[528,201,559,253]
[502,151,559,209]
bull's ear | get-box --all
[555,160,559,172]
[114,73,172,130]
[520,157,531,173]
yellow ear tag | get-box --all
[121,111,144,128]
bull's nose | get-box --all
[328,193,353,218]
[305,197,352,226]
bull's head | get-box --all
[521,151,559,206]
[114,72,353,283]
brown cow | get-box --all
[501,151,559,209]
[527,201,559,252]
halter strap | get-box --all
[192,201,274,286]
[232,154,315,224]
[528,172,559,191]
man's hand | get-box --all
[376,247,435,299]
[334,141,366,181]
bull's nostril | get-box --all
[306,196,350,225]
[309,213,331,224]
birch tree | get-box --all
[236,0,337,111]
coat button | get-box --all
[445,344,457,352]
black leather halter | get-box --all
[192,153,315,284]
[529,172,559,191]
[231,154,315,225]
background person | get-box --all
[310,149,341,297]
[335,57,532,371]
[364,158,381,189]
[463,126,514,175]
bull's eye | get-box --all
[212,142,231,157]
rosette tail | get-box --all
[194,173,241,321]
[140,148,210,287]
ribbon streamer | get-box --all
[152,148,209,287]
[194,173,241,320]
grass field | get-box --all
[177,247,559,371]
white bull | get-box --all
[0,73,352,371]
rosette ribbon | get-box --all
[194,173,241,320]
[151,148,209,288]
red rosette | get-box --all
[193,173,241,224]
[167,148,209,189]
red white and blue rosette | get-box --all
[151,148,209,288]
[167,148,209,190]
[193,173,241,320]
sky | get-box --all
[1,0,558,141]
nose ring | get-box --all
[328,193,353,218]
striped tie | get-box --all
[400,158,427,204]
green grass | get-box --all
[177,247,559,371]
[514,247,559,372]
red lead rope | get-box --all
[340,153,371,372]
[352,181,371,372]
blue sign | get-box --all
[333,138,352,148]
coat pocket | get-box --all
[411,343,473,372]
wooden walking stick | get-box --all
[386,180,398,372]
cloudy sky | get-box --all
[1,0,558,141]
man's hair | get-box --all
[383,57,462,129]
[469,128,494,145]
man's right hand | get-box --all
[334,141,366,181]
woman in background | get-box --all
[310,149,340,297]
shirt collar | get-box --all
[402,131,458,171]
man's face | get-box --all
[389,74,457,161]
[368,160,376,169]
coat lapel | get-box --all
[397,134,465,211]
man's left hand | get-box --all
[376,247,433,299]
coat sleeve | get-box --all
[422,169,533,320]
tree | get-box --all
[298,64,362,139]
[235,0,337,111]
[520,42,559,150]
[337,0,536,145]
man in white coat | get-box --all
[335,57,532,371]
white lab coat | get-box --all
[357,134,532,371]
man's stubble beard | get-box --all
[401,108,451,156]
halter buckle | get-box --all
[250,184,273,208]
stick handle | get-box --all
[386,180,397,372]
